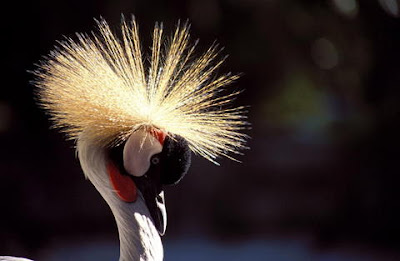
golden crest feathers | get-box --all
[34,16,248,163]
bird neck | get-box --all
[111,193,163,261]
[77,139,163,261]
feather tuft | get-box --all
[33,16,249,163]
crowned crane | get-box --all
[1,15,248,261]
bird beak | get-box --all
[134,174,167,235]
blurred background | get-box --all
[1,0,400,260]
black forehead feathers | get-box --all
[160,135,191,185]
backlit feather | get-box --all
[33,16,248,163]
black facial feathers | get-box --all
[160,135,191,185]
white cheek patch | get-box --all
[123,130,163,177]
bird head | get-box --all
[34,16,248,238]
[107,129,191,234]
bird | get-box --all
[1,15,248,261]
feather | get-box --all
[33,15,248,164]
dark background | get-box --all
[1,0,400,260]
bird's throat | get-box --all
[107,161,138,202]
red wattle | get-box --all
[107,162,137,203]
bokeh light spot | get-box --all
[311,38,339,70]
[332,0,359,18]
[379,0,399,17]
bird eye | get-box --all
[151,155,160,165]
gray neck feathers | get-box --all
[77,139,163,261]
